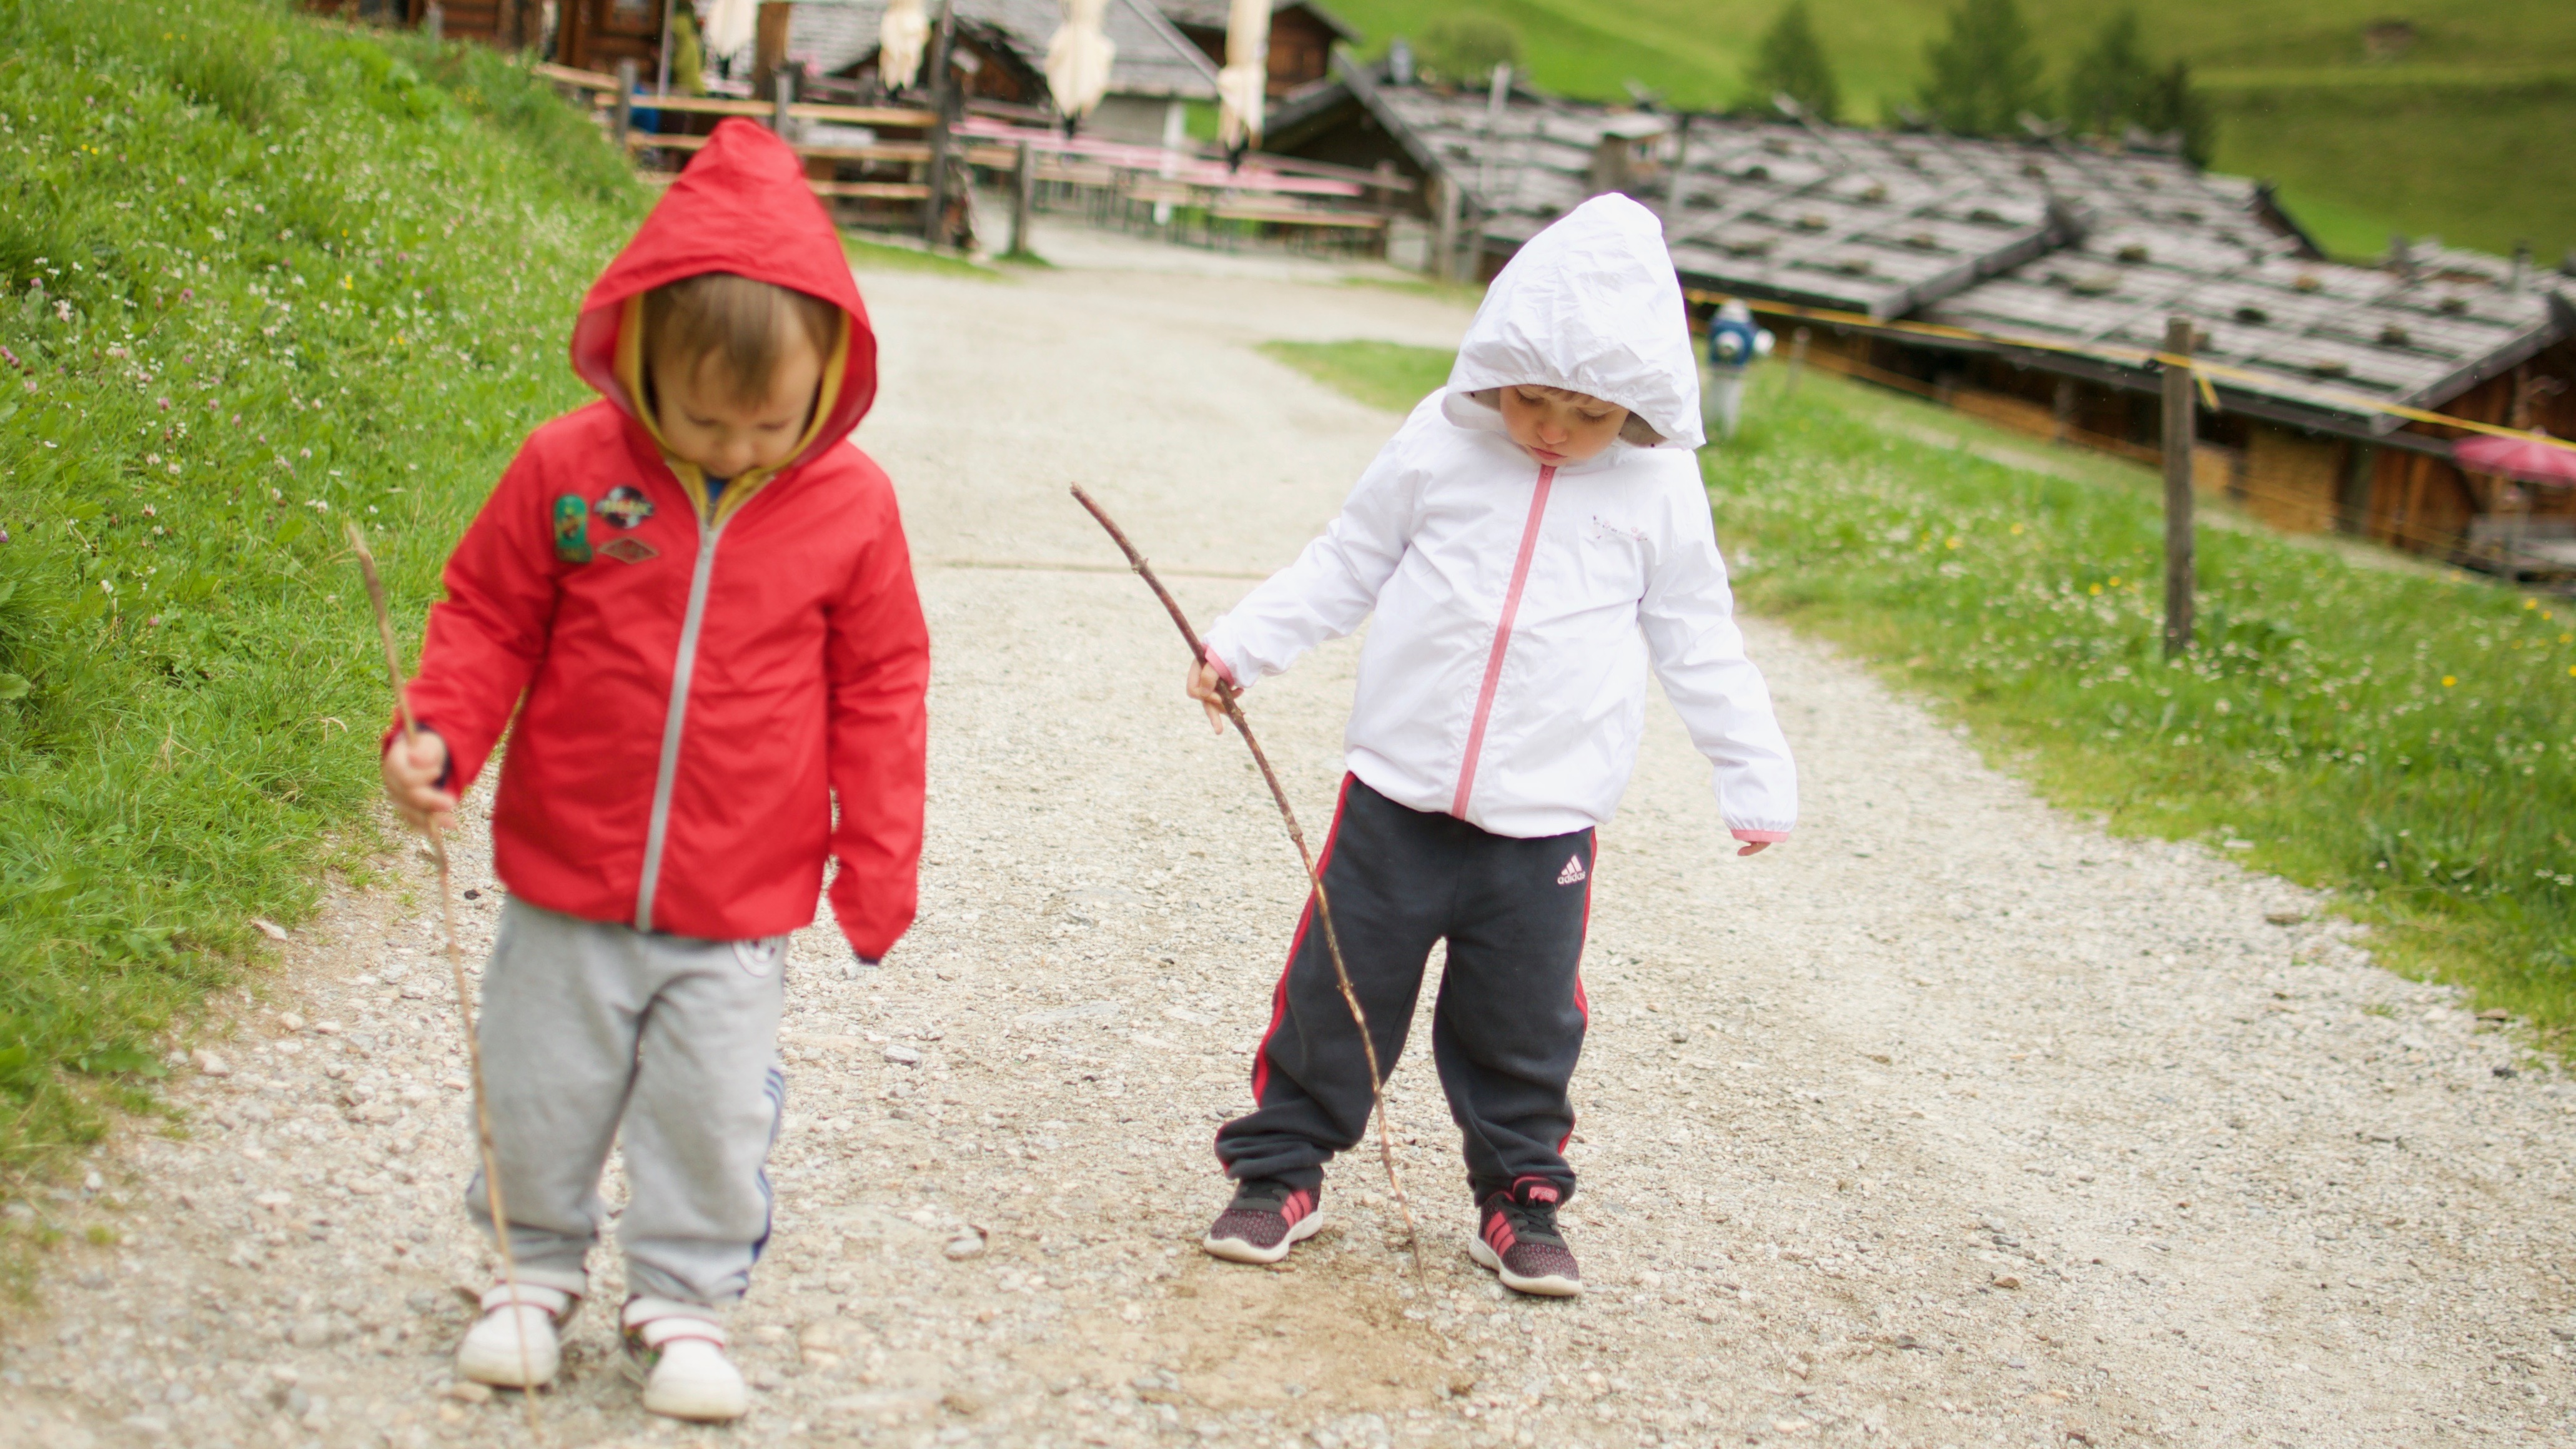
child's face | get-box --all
[651,329,825,480]
[1500,385,1628,467]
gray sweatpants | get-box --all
[465,898,788,1307]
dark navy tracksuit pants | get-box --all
[1215,776,1593,1205]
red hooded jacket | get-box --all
[398,120,928,959]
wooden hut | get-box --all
[1156,0,1355,97]
[1267,59,2576,573]
[780,0,1219,141]
[552,0,675,74]
[298,0,659,71]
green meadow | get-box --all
[0,0,642,1188]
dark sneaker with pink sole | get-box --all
[1202,1178,1324,1264]
[1470,1177,1582,1297]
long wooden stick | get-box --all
[1069,487,1428,1287]
[344,524,547,1442]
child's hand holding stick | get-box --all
[344,523,548,1442]
[1071,487,1429,1288]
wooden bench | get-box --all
[635,172,928,201]
[1121,180,1194,207]
[1034,162,1119,187]
[627,130,934,165]
[810,181,933,200]
[1209,206,1387,232]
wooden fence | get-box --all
[535,62,1404,255]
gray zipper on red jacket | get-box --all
[634,508,724,932]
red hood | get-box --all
[569,119,876,467]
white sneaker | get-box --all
[624,1297,748,1422]
[455,1280,576,1388]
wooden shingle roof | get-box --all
[1330,63,2575,433]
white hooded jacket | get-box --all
[1204,194,1797,841]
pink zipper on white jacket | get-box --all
[1203,195,1796,841]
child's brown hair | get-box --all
[643,272,840,403]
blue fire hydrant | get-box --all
[1702,300,1774,442]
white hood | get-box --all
[1440,193,1705,452]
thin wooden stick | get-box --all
[344,524,547,1442]
[1069,487,1429,1288]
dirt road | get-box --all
[6,242,2574,1449]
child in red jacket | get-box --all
[380,121,929,1422]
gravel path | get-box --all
[7,254,2575,1449]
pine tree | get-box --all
[2138,60,2217,167]
[2063,8,2151,137]
[1916,0,2045,136]
[1744,1,1841,124]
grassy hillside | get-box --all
[1264,337,2576,1049]
[1330,1,2576,259]
[2204,79,2576,259]
[0,0,641,1189]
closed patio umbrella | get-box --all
[1217,0,1269,151]
[701,0,756,62]
[879,0,929,91]
[1046,0,1117,119]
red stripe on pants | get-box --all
[1247,774,1357,1104]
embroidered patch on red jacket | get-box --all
[599,536,658,565]
[551,494,592,564]
[598,485,654,529]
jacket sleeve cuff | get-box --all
[1201,644,1239,688]
[1730,828,1790,843]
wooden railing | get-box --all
[535,60,1395,253]
[535,62,933,129]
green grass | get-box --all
[2206,81,2576,257]
[2262,184,2404,264]
[1267,335,2576,1047]
[1260,339,1456,413]
[1331,0,2576,115]
[1325,1,2576,260]
[1341,274,1490,309]
[0,0,643,1188]
[842,234,1009,280]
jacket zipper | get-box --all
[635,508,725,931]
[1450,464,1556,818]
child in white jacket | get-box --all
[1189,194,1796,1296]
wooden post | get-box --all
[1430,172,1459,280]
[656,0,680,96]
[1657,112,1690,231]
[2052,375,2075,443]
[613,57,637,147]
[2161,315,2196,659]
[2337,442,2377,536]
[1009,139,1035,257]
[752,2,793,97]
[1786,326,1810,395]
[921,0,957,245]
[770,64,795,134]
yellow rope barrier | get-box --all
[1686,289,2576,455]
